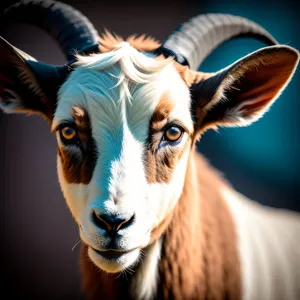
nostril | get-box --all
[118,214,135,231]
[92,211,111,231]
[91,211,135,232]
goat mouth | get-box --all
[90,247,134,260]
[88,246,140,273]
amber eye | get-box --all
[60,126,77,141]
[164,126,183,142]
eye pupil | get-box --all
[61,127,77,140]
[165,126,182,142]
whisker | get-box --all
[72,239,82,252]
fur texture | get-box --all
[80,150,241,300]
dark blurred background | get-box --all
[0,0,299,299]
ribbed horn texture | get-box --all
[4,0,99,62]
[162,13,278,70]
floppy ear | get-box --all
[0,36,69,121]
[190,45,299,131]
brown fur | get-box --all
[58,107,98,184]
[144,92,191,184]
[80,246,132,300]
[173,63,214,87]
[80,149,241,300]
[156,149,241,300]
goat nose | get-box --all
[92,211,135,232]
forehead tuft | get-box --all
[73,42,171,82]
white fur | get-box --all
[130,238,162,300]
[222,186,300,300]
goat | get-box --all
[1,1,299,299]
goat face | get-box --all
[51,44,194,273]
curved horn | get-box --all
[159,13,278,70]
[4,0,99,62]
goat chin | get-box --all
[87,247,141,273]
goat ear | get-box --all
[0,37,69,121]
[191,45,299,130]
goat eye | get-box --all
[164,126,183,142]
[60,126,77,141]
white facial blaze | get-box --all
[54,43,193,276]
